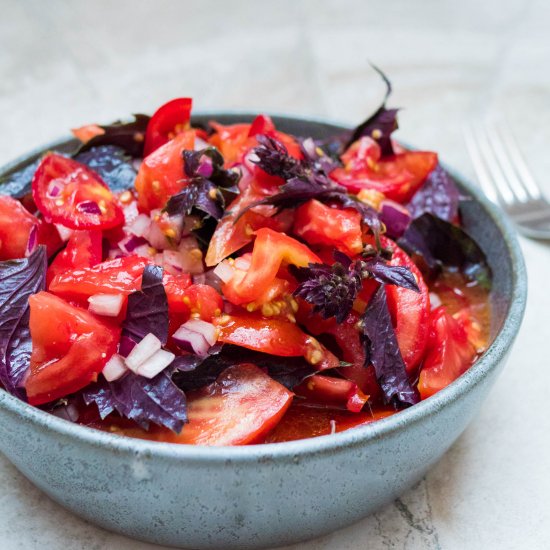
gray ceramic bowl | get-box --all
[0,114,527,549]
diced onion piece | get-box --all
[234,257,251,271]
[55,224,74,242]
[102,354,128,382]
[136,349,175,379]
[123,201,139,226]
[118,235,148,254]
[25,224,38,257]
[52,402,79,422]
[178,237,204,274]
[429,292,442,309]
[129,213,152,238]
[213,261,234,283]
[88,293,124,317]
[125,333,162,372]
[163,249,183,275]
[172,326,210,357]
[181,318,217,346]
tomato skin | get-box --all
[222,228,321,305]
[293,199,363,256]
[25,292,119,405]
[264,403,395,443]
[143,98,193,156]
[167,283,223,321]
[47,230,102,287]
[384,237,430,373]
[135,130,195,212]
[32,154,124,230]
[418,306,477,399]
[331,137,438,203]
[215,312,340,370]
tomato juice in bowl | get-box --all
[0,73,526,548]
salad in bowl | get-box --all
[0,72,492,446]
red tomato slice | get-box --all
[135,130,195,211]
[25,292,119,405]
[248,114,276,137]
[166,283,223,321]
[47,230,102,287]
[264,403,395,443]
[384,237,430,372]
[141,364,293,445]
[294,375,369,413]
[292,199,363,256]
[32,154,124,230]
[215,312,339,370]
[143,98,193,157]
[331,137,437,203]
[221,228,321,305]
[418,306,477,399]
[0,195,62,260]
[205,185,293,266]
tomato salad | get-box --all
[0,74,492,445]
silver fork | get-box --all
[464,120,550,239]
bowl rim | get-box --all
[0,112,527,463]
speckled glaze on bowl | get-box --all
[0,114,526,550]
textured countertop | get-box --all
[1,1,549,548]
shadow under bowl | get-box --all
[0,114,527,549]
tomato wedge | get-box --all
[135,130,195,211]
[331,137,437,203]
[143,98,193,156]
[264,403,395,443]
[137,364,293,445]
[32,153,124,230]
[293,199,363,256]
[222,228,321,305]
[25,292,119,405]
[0,195,60,260]
[418,306,477,399]
[46,230,102,287]
[215,312,339,370]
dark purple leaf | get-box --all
[172,344,315,392]
[361,285,420,407]
[74,145,137,192]
[407,165,460,222]
[251,134,302,180]
[0,246,47,399]
[362,257,419,292]
[83,369,187,432]
[122,264,169,345]
[399,213,491,289]
[75,114,150,157]
[0,158,41,198]
[379,200,412,239]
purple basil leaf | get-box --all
[398,212,492,289]
[407,165,460,222]
[0,246,47,399]
[122,264,169,345]
[361,285,420,407]
[363,257,419,292]
[83,369,187,433]
[75,114,150,157]
[251,134,302,179]
[379,201,412,239]
[292,257,363,324]
[300,137,341,174]
[172,344,315,391]
[74,145,137,192]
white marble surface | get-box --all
[1,1,549,548]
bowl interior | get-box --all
[0,112,526,457]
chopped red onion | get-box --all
[145,219,169,250]
[178,237,204,274]
[118,235,148,255]
[194,137,209,151]
[162,250,184,275]
[125,333,162,372]
[181,318,217,346]
[123,201,139,226]
[88,293,124,317]
[52,402,80,422]
[55,224,74,242]
[203,268,223,292]
[102,354,128,382]
[46,182,63,199]
[379,200,412,239]
[129,214,152,238]
[118,335,137,358]
[136,349,175,379]
[429,292,442,309]
[133,244,154,258]
[213,261,234,283]
[77,200,102,215]
[234,256,251,271]
[25,224,38,257]
[172,326,210,357]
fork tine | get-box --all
[463,123,507,205]
[483,120,531,202]
[468,121,518,205]
[493,120,543,200]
